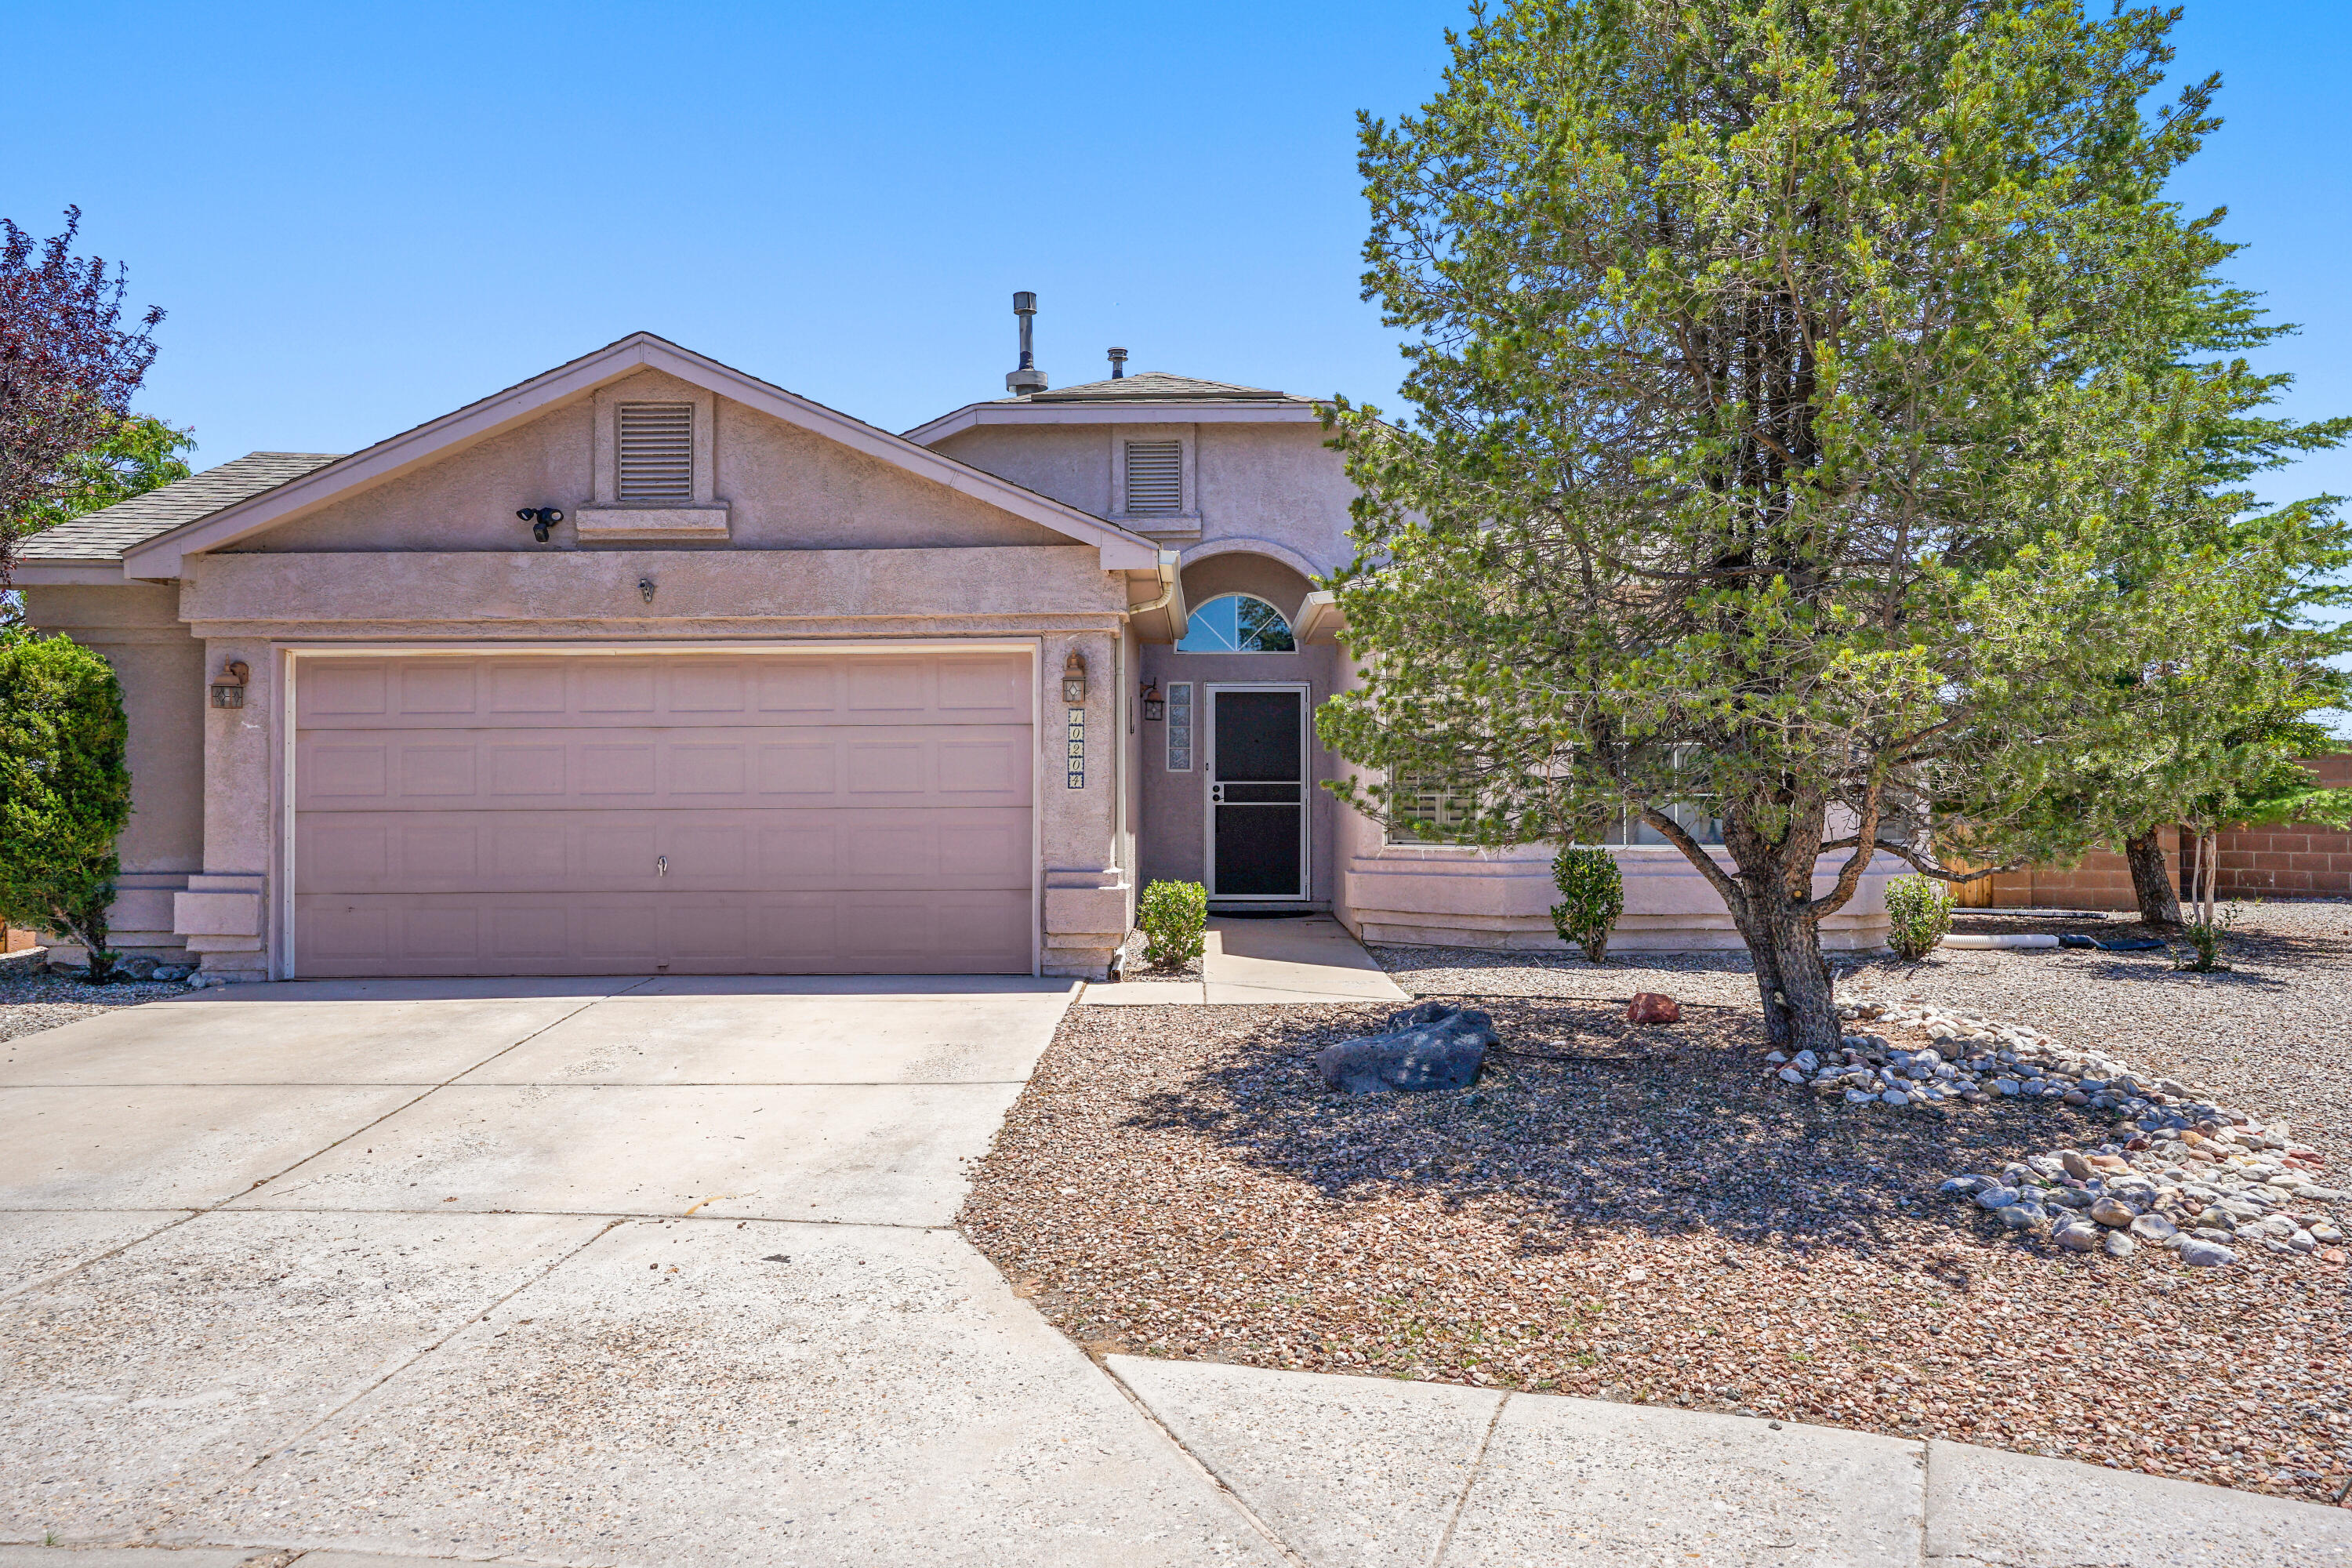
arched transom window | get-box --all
[1178,593,1295,653]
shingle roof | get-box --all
[14,452,345,563]
[1017,371,1303,404]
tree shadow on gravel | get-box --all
[1123,997,2118,1272]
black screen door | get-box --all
[1209,688,1305,898]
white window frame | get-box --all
[1177,592,1295,655]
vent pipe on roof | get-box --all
[1005,292,1048,396]
[1108,347,1127,379]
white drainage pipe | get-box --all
[1939,933,2060,949]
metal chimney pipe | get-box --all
[1005,292,1047,395]
[1108,347,1127,379]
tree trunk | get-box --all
[2123,828,2182,929]
[1732,882,1842,1054]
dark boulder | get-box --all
[1313,1002,1496,1094]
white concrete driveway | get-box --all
[0,977,1287,1565]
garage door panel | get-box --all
[295,651,1036,977]
[298,808,1033,894]
[296,726,1029,811]
[298,652,1032,730]
[295,890,1030,975]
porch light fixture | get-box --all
[1142,680,1164,721]
[210,659,249,710]
[1062,652,1087,704]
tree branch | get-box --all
[1807,776,1882,916]
[1637,805,1748,916]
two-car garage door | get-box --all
[292,650,1036,976]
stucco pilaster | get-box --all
[1040,627,1127,978]
[180,637,278,979]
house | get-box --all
[12,321,1891,981]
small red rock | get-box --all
[2322,1249,2347,1266]
[1626,992,1682,1025]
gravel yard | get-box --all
[961,900,2352,1507]
[0,956,188,1045]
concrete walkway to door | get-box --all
[1083,914,1410,1005]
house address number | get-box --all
[1067,706,1086,788]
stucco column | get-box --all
[174,637,277,981]
[1040,628,1127,978]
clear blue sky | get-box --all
[6,0,2346,517]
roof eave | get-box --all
[9,560,132,586]
[905,397,1327,445]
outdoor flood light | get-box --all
[1062,652,1087,705]
[639,578,657,604]
[210,659,249,710]
[517,506,564,543]
[1142,680,1164,720]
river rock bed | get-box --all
[1780,1000,2347,1272]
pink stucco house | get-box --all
[13,326,1889,981]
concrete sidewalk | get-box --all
[1086,915,1410,1005]
[1109,1356,2352,1567]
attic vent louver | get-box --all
[617,403,693,502]
[1123,440,1183,515]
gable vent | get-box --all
[1123,440,1183,515]
[617,403,694,502]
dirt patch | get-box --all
[960,995,2352,1505]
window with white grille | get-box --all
[1123,440,1183,515]
[617,403,694,502]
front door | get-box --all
[1207,685,1306,901]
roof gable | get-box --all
[116,334,1157,577]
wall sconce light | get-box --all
[1142,680,1164,721]
[210,659,249,710]
[516,506,565,543]
[638,577,657,604]
[1062,652,1087,705]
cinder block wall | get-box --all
[2193,757,2352,898]
[1959,754,2352,909]
[1956,830,2179,913]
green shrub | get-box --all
[1138,879,1208,970]
[1884,875,1955,960]
[1549,844,1624,964]
[0,629,132,982]
[2174,903,2237,973]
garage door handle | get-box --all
[656,855,667,877]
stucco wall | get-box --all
[178,546,1123,637]
[17,583,205,962]
[929,425,1112,519]
[240,372,1068,556]
[1179,554,1316,627]
[933,419,1355,575]
[1194,423,1356,575]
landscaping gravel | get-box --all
[1375,899,2352,1162]
[0,960,190,1045]
[962,906,2352,1508]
